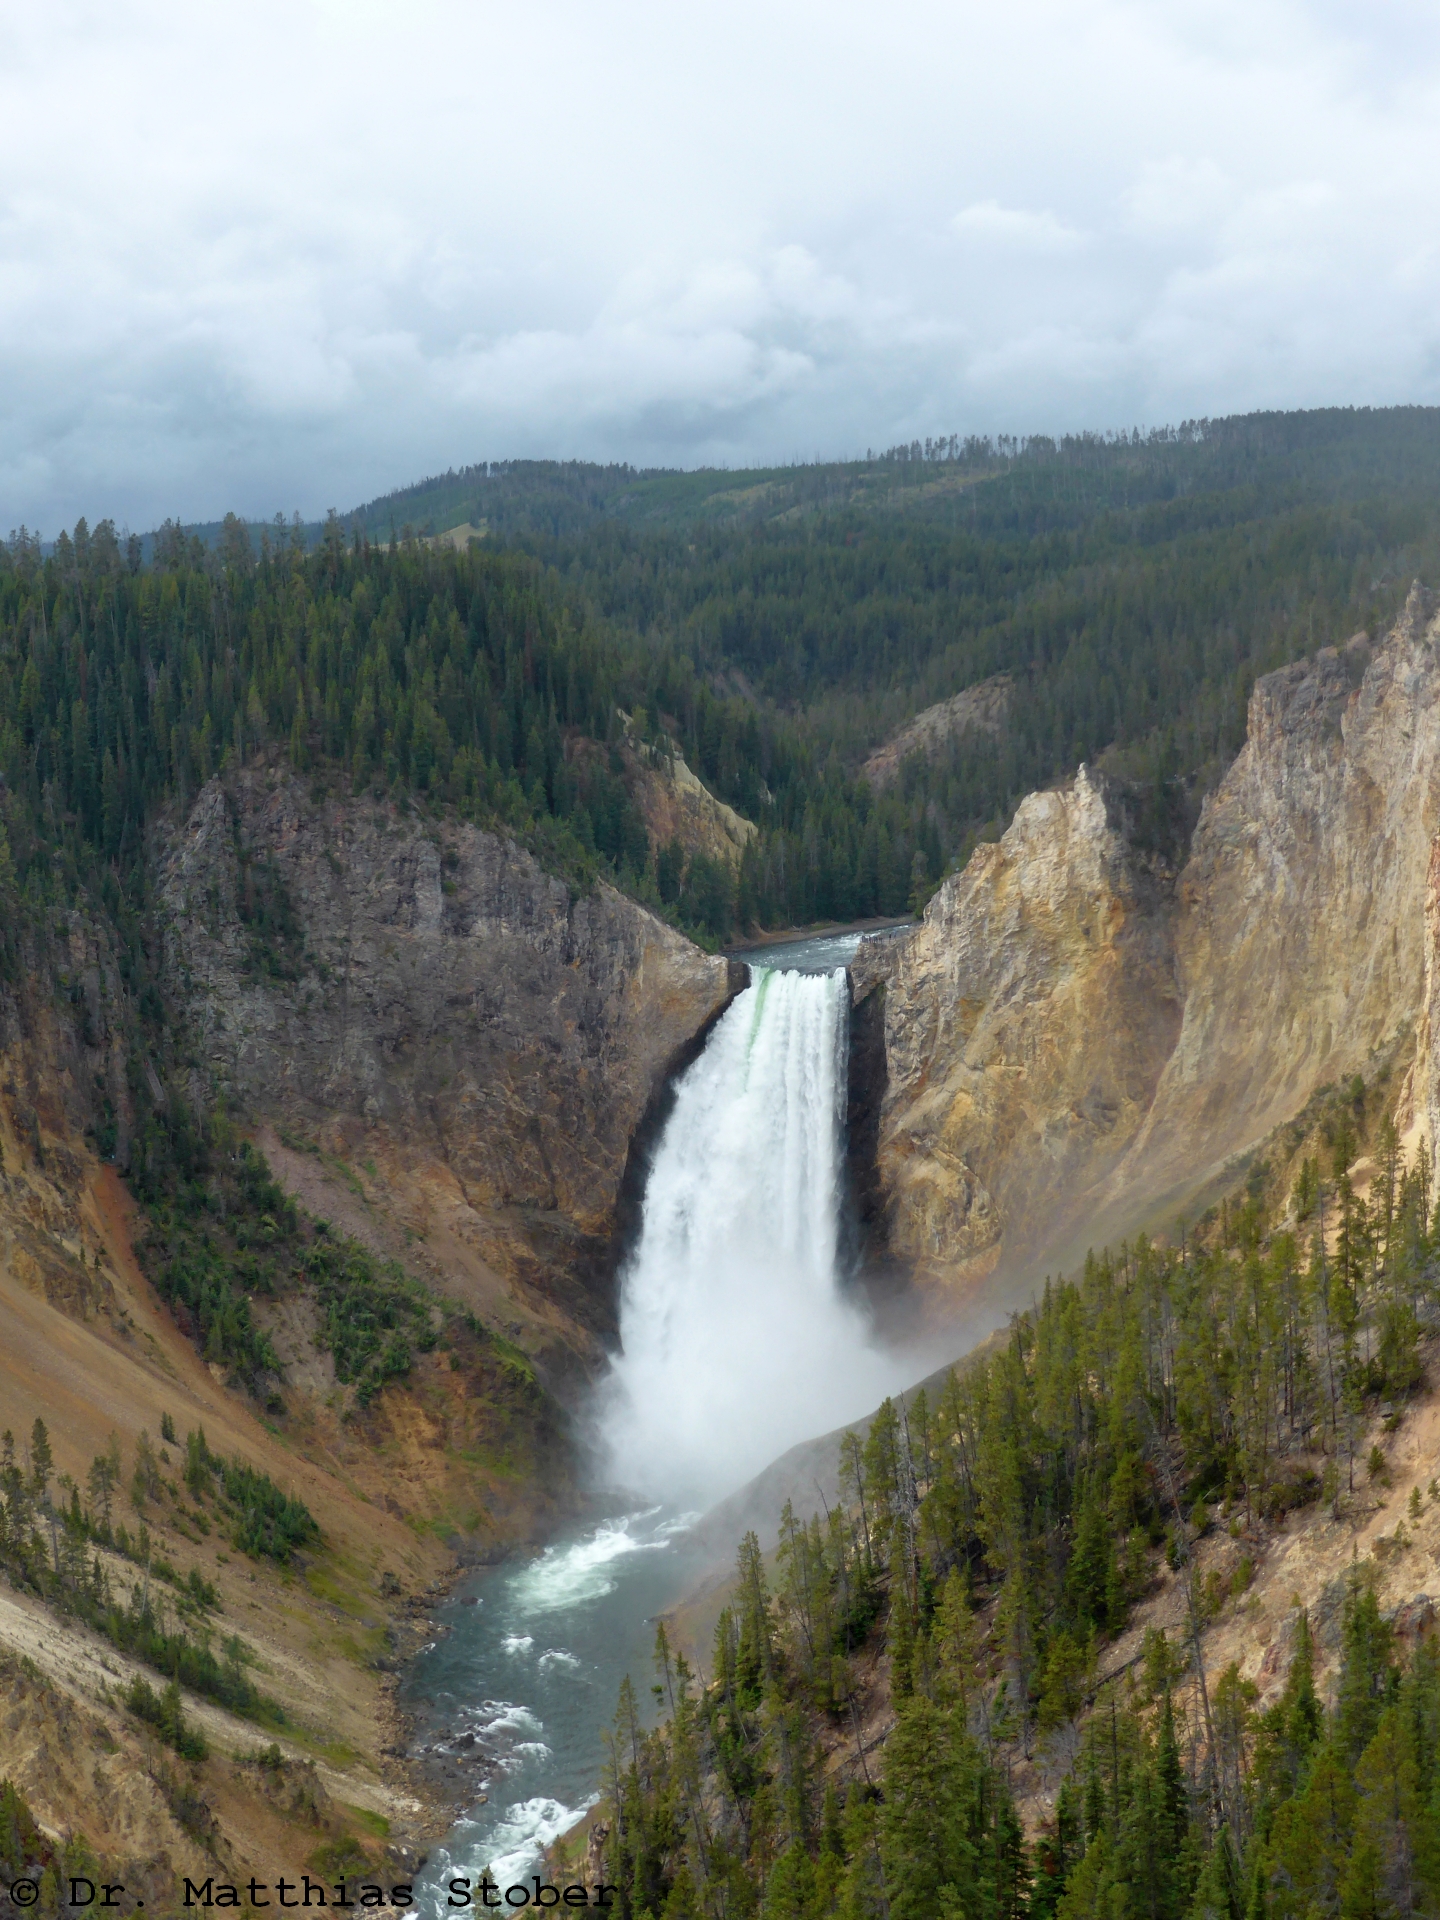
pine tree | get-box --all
[879,1697,979,1920]
[1190,1831,1239,1920]
[759,1842,820,1920]
[1337,1581,1397,1762]
[28,1418,53,1503]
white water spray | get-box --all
[601,965,904,1504]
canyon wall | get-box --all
[0,937,470,1879]
[154,767,739,1372]
[854,766,1180,1299]
[0,779,740,1882]
[0,767,739,1596]
[860,585,1440,1317]
[0,767,736,1576]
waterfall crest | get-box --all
[601,965,902,1504]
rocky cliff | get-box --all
[0,775,740,1888]
[154,767,739,1374]
[860,586,1440,1316]
[856,765,1180,1301]
[624,732,758,871]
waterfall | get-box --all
[601,965,902,1504]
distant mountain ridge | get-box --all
[170,403,1440,551]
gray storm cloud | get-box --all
[4,0,1440,530]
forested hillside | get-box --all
[0,517,799,949]
[8,408,1440,949]
[590,1127,1440,1920]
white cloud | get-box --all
[1123,157,1236,242]
[951,202,1089,253]
[2,0,1440,529]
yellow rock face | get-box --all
[870,764,1181,1305]
[625,732,758,872]
[867,586,1440,1324]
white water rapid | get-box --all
[601,964,904,1504]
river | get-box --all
[399,1506,710,1904]
[404,930,907,1911]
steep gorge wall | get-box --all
[0,771,738,1578]
[1094,614,1436,1237]
[860,586,1440,1318]
[0,937,465,1876]
[0,780,696,1564]
[154,767,740,1373]
[0,780,741,1881]
[855,766,1181,1300]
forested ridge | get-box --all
[590,1122,1440,1920]
[7,406,1440,952]
[0,510,888,946]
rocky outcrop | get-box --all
[861,674,1011,790]
[1101,611,1437,1237]
[153,769,739,1368]
[861,587,1440,1316]
[622,729,758,871]
[0,903,143,1326]
[1417,840,1440,1164]
[858,766,1180,1297]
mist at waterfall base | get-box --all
[404,942,913,1909]
[599,961,910,1505]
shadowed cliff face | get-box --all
[154,768,738,1372]
[861,586,1440,1319]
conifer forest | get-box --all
[598,1128,1440,1920]
[7,408,1440,957]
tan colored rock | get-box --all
[1101,605,1435,1237]
[865,587,1440,1317]
[621,729,758,871]
[1410,801,1440,1171]
[865,765,1180,1296]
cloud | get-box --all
[3,0,1440,530]
[1122,158,1236,242]
[951,202,1089,253]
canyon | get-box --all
[7,587,1440,1892]
[0,775,739,1889]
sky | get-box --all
[4,0,1440,534]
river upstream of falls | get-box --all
[403,933,911,1910]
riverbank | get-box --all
[725,913,913,957]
